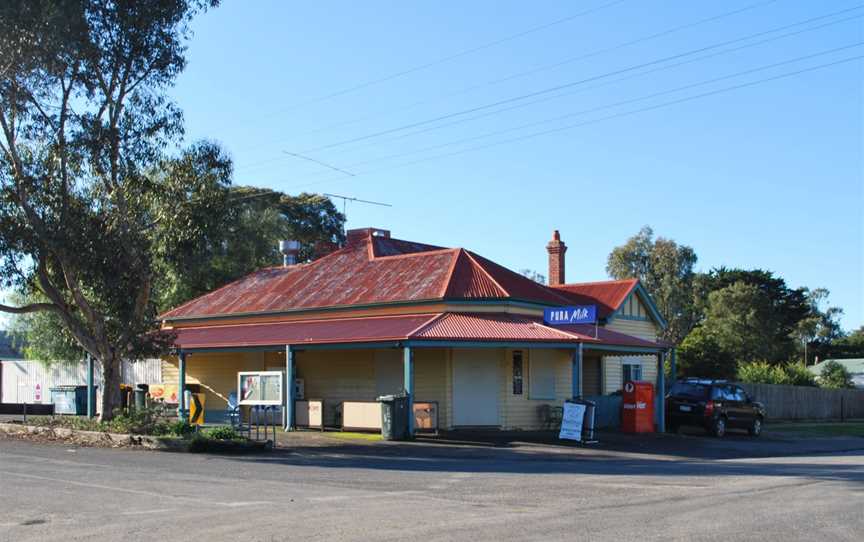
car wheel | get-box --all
[748,417,762,437]
[711,417,726,438]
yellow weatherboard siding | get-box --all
[163,348,450,429]
[499,348,572,430]
[603,296,661,394]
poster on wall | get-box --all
[238,371,283,405]
[559,402,586,442]
[148,384,179,404]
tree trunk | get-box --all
[98,353,123,421]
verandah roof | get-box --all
[168,312,663,351]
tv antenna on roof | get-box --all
[324,193,392,218]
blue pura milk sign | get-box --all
[544,305,597,325]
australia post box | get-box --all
[622,381,655,433]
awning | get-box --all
[169,313,440,350]
[167,311,665,351]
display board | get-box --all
[238,371,283,406]
[559,402,586,441]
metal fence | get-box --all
[1,358,162,407]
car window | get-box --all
[710,386,726,400]
[733,387,747,402]
[670,382,711,399]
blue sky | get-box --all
[169,0,862,330]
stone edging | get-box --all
[0,422,182,450]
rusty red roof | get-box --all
[415,312,583,343]
[161,231,571,321]
[551,279,639,319]
[170,311,664,350]
[171,313,440,349]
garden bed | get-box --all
[0,420,269,453]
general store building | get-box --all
[159,228,674,432]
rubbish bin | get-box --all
[378,393,409,440]
[133,389,147,410]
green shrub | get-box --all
[737,361,816,386]
[782,362,817,387]
[819,361,855,389]
[205,426,241,441]
[737,361,782,384]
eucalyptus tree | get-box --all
[0,0,217,419]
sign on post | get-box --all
[558,402,586,442]
[34,383,42,402]
[543,305,597,325]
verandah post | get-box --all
[657,350,666,433]
[572,343,583,399]
[178,350,187,422]
[285,345,295,431]
[404,346,414,437]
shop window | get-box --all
[529,354,556,400]
[512,350,523,395]
[623,362,642,383]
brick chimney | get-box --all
[546,230,567,286]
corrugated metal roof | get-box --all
[414,313,581,343]
[161,231,571,321]
[552,323,661,349]
[169,311,664,350]
[552,279,639,319]
[172,314,441,349]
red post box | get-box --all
[621,381,655,433]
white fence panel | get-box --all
[1,359,162,405]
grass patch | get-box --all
[768,422,864,438]
[327,431,384,442]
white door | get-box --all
[452,349,500,426]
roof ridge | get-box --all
[370,246,459,261]
[463,250,509,297]
[555,278,639,288]
[406,312,447,338]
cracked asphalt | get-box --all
[1,433,862,541]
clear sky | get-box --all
[168,0,863,330]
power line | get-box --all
[281,52,862,191]
[234,0,779,161]
[282,151,355,177]
[297,4,863,154]
[300,11,862,163]
[323,193,392,218]
[270,0,629,113]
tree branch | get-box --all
[0,302,59,314]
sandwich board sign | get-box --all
[558,402,586,442]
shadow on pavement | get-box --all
[217,430,864,485]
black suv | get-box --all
[666,379,766,437]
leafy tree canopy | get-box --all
[606,226,698,343]
[0,0,218,419]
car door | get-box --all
[719,386,741,427]
[732,386,754,428]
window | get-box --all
[512,351,524,395]
[622,362,642,383]
[529,352,556,400]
